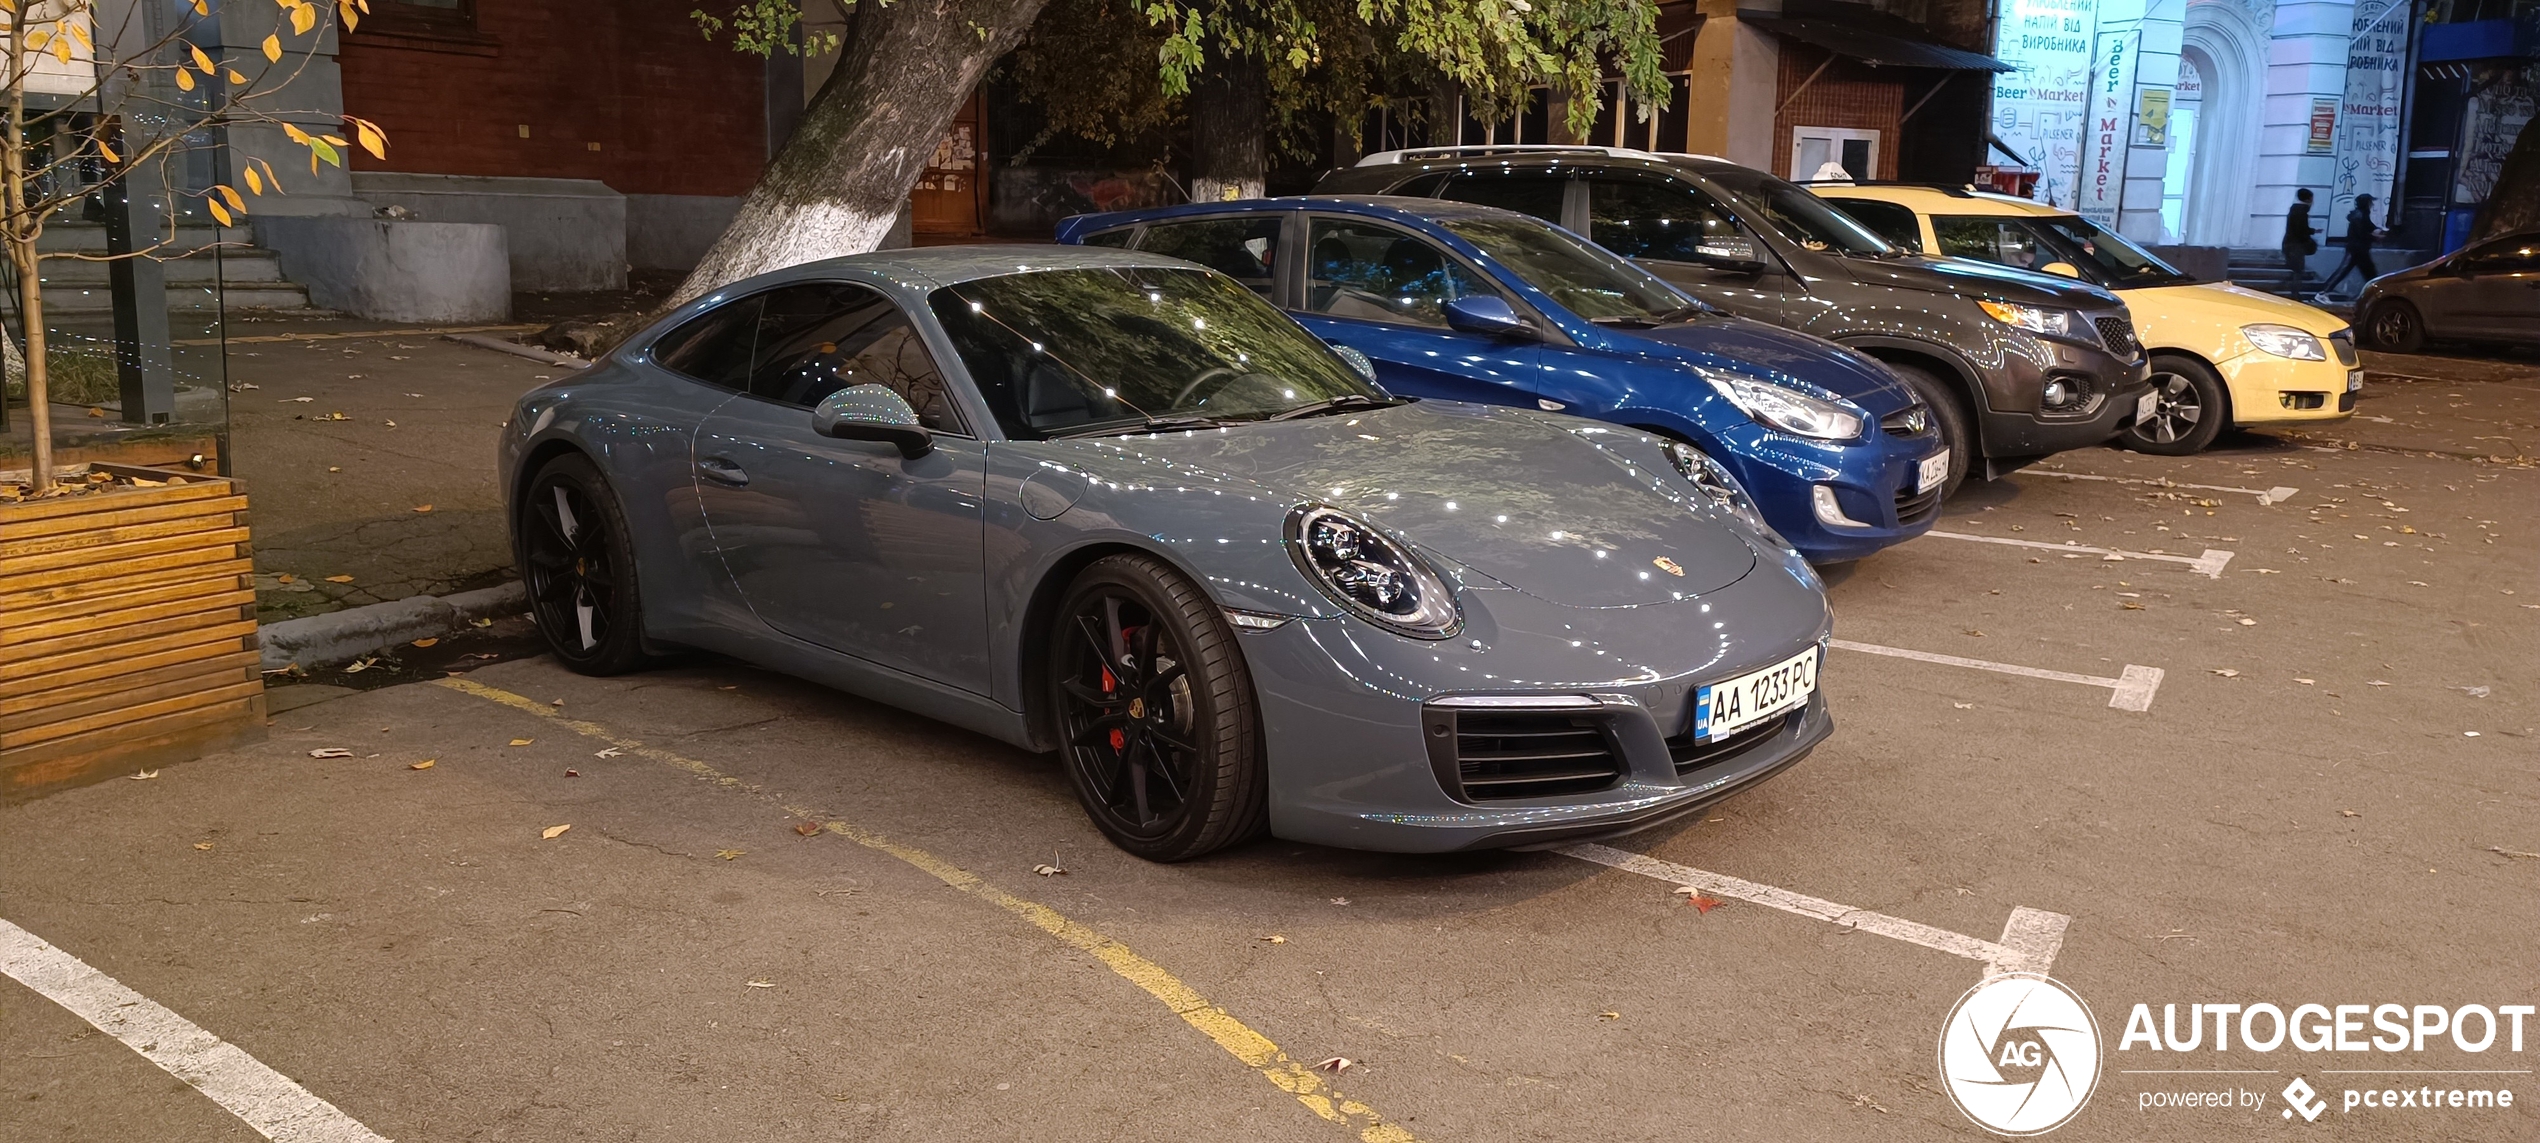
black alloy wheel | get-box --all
[2121,354,2228,456]
[2365,299,2425,353]
[1049,554,1265,861]
[518,453,650,675]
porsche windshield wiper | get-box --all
[1269,393,1403,420]
[1094,416,1235,437]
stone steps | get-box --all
[22,223,319,315]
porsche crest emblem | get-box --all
[1653,556,1685,577]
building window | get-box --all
[366,0,478,36]
[1791,126,1879,183]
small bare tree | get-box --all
[5,0,383,493]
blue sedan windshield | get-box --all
[931,267,1382,439]
[1436,216,1696,323]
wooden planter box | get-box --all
[1,467,265,804]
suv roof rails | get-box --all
[1794,179,1985,197]
[1356,144,1666,167]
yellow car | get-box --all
[1817,186,2361,455]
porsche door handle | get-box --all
[696,457,749,487]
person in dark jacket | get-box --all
[2281,189,2317,295]
[2316,194,2384,300]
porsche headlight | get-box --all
[1286,506,1460,638]
[1978,299,2076,337]
[1694,366,1864,441]
[1665,441,1772,534]
[2241,323,2326,361]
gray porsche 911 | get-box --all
[499,246,1834,860]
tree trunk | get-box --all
[668,0,1050,308]
[1188,53,1267,203]
[2470,112,2540,243]
[4,59,51,493]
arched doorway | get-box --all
[2162,53,2209,243]
[2181,0,2271,247]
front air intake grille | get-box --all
[1666,709,1800,776]
[1434,710,1625,800]
[2094,316,2140,358]
[1894,482,1943,526]
[2329,330,2358,366]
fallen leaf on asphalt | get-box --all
[550,698,565,707]
[716,849,745,861]
[276,573,295,583]
[2236,618,2257,626]
[541,824,571,839]
[1963,629,1984,637]
[193,841,214,851]
[2452,686,2491,698]
[1598,1011,1622,1021]
[1315,1057,1354,1073]
[564,769,579,778]
[794,820,822,837]
[325,574,355,583]
[1031,863,1066,877]
[745,979,774,988]
[595,747,624,758]
[2209,669,2240,678]
[2252,568,2280,574]
[412,504,432,513]
[1330,897,1350,906]
[327,466,340,473]
[318,412,350,421]
[308,747,354,758]
[383,420,397,428]
[409,759,435,770]
[1260,935,1288,944]
[343,656,379,674]
[2464,731,2481,737]
[130,769,160,780]
[509,738,534,746]
[471,618,493,628]
[2339,809,2360,817]
[411,637,438,648]
[289,395,314,402]
[229,381,259,391]
[1953,702,1974,709]
[2122,601,2145,610]
[1673,886,1724,913]
[2367,680,2391,687]
[2296,678,2316,685]
[2490,846,2540,860]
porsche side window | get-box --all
[1436,172,1569,224]
[747,283,964,432]
[1303,219,1501,328]
[1827,199,1924,253]
[1078,228,1137,248]
[1586,177,1745,262]
[651,296,762,390]
[1134,216,1284,299]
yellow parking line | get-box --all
[433,676,1418,1143]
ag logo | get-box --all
[1939,972,2102,1135]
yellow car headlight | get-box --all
[2241,323,2327,361]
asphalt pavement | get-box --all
[3,348,2533,1142]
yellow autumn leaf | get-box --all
[319,133,347,147]
[324,574,354,583]
[51,32,71,63]
[348,117,385,159]
[408,759,434,770]
[262,32,281,61]
[541,824,570,839]
[0,0,20,16]
[175,67,196,91]
[508,738,534,747]
[337,0,357,32]
[204,195,231,226]
[216,184,246,213]
[193,0,208,14]
[228,68,247,85]
[290,2,316,34]
[68,19,90,51]
[357,0,369,12]
[243,165,263,194]
[281,121,312,144]
[189,42,214,74]
[96,138,119,164]
[24,30,46,52]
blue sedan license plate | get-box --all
[1695,647,1818,742]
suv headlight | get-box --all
[2241,323,2326,361]
[1978,299,2076,337]
[1285,506,1460,638]
[1694,366,1864,441]
[1665,441,1772,533]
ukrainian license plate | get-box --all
[2136,390,2159,424]
[1694,647,1818,742]
[2347,370,2364,393]
[1917,452,1950,493]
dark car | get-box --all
[2355,230,2540,353]
[1314,146,2155,497]
[1054,196,1948,563]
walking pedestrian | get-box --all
[2281,189,2318,296]
[2315,194,2384,301]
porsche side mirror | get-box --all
[1442,295,1535,339]
[812,384,933,458]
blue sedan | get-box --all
[1056,197,1948,562]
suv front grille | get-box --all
[1436,710,1625,800]
[1879,403,1935,437]
[2093,316,2140,358]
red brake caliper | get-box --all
[1100,664,1125,752]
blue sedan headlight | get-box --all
[1692,365,1865,441]
[1286,506,1461,639]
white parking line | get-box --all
[1558,843,2070,977]
[1831,639,2165,711]
[2026,466,2299,506]
[0,918,390,1143]
[1924,530,2235,578]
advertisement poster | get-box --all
[2331,0,2407,218]
[1990,0,2099,206]
[2309,95,2340,153]
[2136,86,2172,147]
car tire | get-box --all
[2121,355,2228,456]
[1886,362,1972,501]
[2364,299,2425,353]
[517,452,653,676]
[1048,554,1268,862]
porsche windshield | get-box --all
[931,266,1385,439]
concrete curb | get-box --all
[445,332,590,369]
[259,582,528,670]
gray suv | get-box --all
[1314,147,2153,496]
